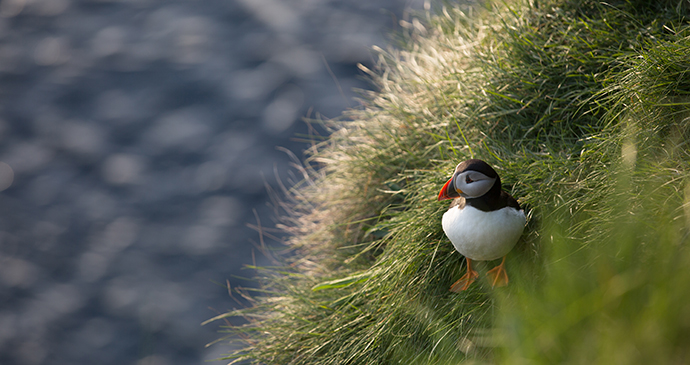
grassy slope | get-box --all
[209,1,690,363]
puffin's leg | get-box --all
[486,256,509,288]
[450,258,479,292]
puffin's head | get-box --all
[438,159,498,201]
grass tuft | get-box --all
[210,1,690,363]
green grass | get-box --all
[206,0,690,363]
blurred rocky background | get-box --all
[0,0,424,364]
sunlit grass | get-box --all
[207,1,690,363]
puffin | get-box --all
[438,159,525,292]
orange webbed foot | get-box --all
[450,258,479,292]
[486,256,509,288]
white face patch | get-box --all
[454,171,496,198]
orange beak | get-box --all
[438,176,462,201]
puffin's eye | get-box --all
[465,175,473,183]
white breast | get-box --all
[441,204,525,261]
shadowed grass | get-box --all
[208,1,690,363]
